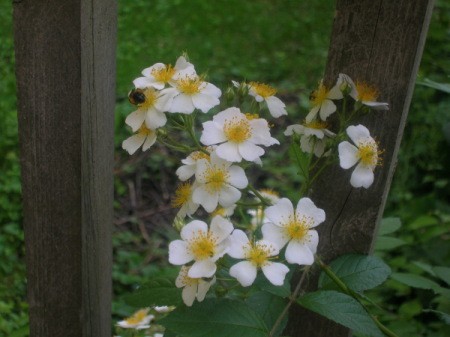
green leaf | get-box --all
[417,78,450,93]
[432,266,450,286]
[246,291,288,337]
[297,290,383,337]
[318,254,391,292]
[391,273,441,291]
[378,217,401,236]
[122,278,182,308]
[423,309,450,325]
[374,236,406,251]
[160,298,269,337]
[253,274,291,298]
[412,261,436,276]
[408,215,438,229]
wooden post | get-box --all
[13,1,117,336]
[284,1,434,336]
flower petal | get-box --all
[304,230,319,254]
[230,261,257,287]
[145,108,167,129]
[200,121,227,145]
[189,259,216,278]
[338,141,359,169]
[125,109,146,132]
[196,278,214,302]
[210,216,234,243]
[350,163,375,188]
[265,198,294,227]
[182,283,197,307]
[192,93,220,113]
[261,223,289,249]
[218,185,241,207]
[168,240,192,265]
[238,142,265,162]
[285,241,315,265]
[318,99,337,121]
[296,198,325,227]
[142,133,157,151]
[216,142,242,162]
[122,133,146,155]
[170,94,195,114]
[262,262,289,286]
[193,185,219,213]
[227,165,248,189]
[180,220,208,241]
[228,229,250,259]
[265,96,287,118]
[346,125,371,145]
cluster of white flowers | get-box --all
[284,73,387,188]
[121,56,388,309]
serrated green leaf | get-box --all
[297,290,383,337]
[122,278,182,308]
[432,266,450,286]
[391,273,441,291]
[246,291,288,337]
[379,217,401,235]
[318,254,391,292]
[160,298,269,337]
[423,309,450,325]
[374,236,406,251]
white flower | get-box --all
[338,124,380,188]
[305,79,343,123]
[211,204,236,218]
[248,82,287,118]
[125,87,176,131]
[262,198,325,265]
[117,308,154,330]
[122,125,157,155]
[153,305,175,313]
[171,182,200,218]
[133,56,196,90]
[339,74,389,110]
[200,107,279,164]
[169,216,233,278]
[193,152,248,213]
[176,148,213,181]
[228,230,288,287]
[165,75,221,114]
[285,120,335,157]
[175,265,216,307]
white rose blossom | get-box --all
[117,308,154,330]
[171,182,200,218]
[193,152,248,213]
[228,229,289,287]
[175,265,216,307]
[248,81,287,118]
[338,124,380,189]
[165,75,222,114]
[285,120,335,157]
[122,124,157,155]
[133,55,196,90]
[262,198,325,265]
[125,87,176,131]
[339,73,389,110]
[175,148,213,181]
[200,107,279,164]
[168,216,233,278]
[305,78,343,123]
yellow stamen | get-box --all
[203,166,229,193]
[259,188,279,198]
[284,214,312,241]
[190,150,210,161]
[177,75,204,95]
[188,230,218,260]
[245,113,259,120]
[357,140,379,166]
[178,266,198,286]
[223,117,251,143]
[140,88,159,110]
[245,242,275,267]
[304,120,328,130]
[310,82,329,107]
[172,183,192,208]
[250,82,277,98]
[125,308,149,325]
[138,124,154,136]
[355,82,378,102]
[151,64,175,83]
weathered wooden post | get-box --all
[285,0,434,336]
[13,1,117,336]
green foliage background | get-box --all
[0,0,449,336]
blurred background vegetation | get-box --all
[1,0,449,336]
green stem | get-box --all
[269,267,310,337]
[316,258,399,337]
[247,184,270,206]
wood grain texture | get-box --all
[284,1,434,336]
[13,1,117,336]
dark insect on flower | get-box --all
[128,88,146,105]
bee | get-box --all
[128,88,146,106]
